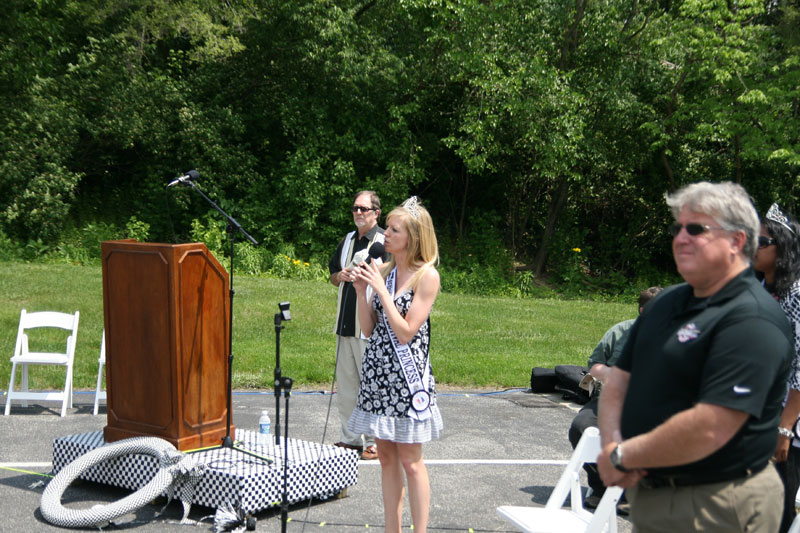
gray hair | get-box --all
[665,181,759,260]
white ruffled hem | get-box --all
[348,406,443,444]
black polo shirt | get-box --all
[328,224,384,337]
[616,267,792,478]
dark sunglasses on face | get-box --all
[352,206,375,213]
[758,236,777,249]
[668,222,725,237]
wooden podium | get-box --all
[101,240,233,450]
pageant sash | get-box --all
[383,268,431,421]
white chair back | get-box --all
[93,331,106,416]
[497,427,623,533]
[5,309,80,417]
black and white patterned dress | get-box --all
[348,288,443,443]
[779,280,800,447]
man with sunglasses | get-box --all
[597,181,792,532]
[328,190,386,460]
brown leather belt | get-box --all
[638,462,768,489]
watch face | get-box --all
[611,446,625,470]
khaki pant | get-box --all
[335,335,374,448]
[628,463,783,533]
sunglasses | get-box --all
[758,236,777,249]
[352,206,375,213]
[668,223,725,237]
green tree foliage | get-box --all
[0,0,797,293]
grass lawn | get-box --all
[0,261,636,392]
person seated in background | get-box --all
[568,286,663,511]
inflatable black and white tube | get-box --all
[41,436,204,529]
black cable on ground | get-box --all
[297,342,341,533]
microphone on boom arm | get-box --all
[167,169,200,187]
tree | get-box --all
[640,0,799,199]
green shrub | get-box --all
[23,238,54,261]
[0,229,23,261]
[0,212,670,300]
[234,241,268,276]
[440,264,514,297]
[45,222,120,265]
[268,252,327,281]
[51,242,92,265]
[190,215,227,260]
[226,240,329,282]
[124,216,150,242]
[515,270,559,299]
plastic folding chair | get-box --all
[497,427,623,533]
[92,331,106,416]
[5,309,80,417]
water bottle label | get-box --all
[260,423,270,434]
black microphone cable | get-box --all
[298,244,353,533]
[298,239,383,533]
[163,177,180,244]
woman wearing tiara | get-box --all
[349,196,442,533]
[753,203,800,532]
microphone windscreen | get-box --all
[368,241,385,261]
[350,249,368,267]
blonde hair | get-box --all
[382,199,439,290]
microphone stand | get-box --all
[273,303,291,445]
[271,303,292,532]
[181,180,267,462]
[279,376,293,533]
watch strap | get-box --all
[611,444,629,472]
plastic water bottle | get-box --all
[258,410,271,446]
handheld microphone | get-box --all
[167,169,200,187]
[349,241,385,269]
[350,249,369,267]
[366,241,385,264]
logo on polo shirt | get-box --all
[733,385,752,395]
[677,322,700,342]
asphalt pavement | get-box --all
[0,389,632,532]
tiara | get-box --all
[766,203,795,234]
[402,196,422,219]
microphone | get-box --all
[350,249,368,267]
[366,241,385,264]
[167,169,200,187]
[349,241,386,268]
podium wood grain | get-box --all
[101,240,232,450]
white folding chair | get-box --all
[4,309,80,417]
[497,427,623,533]
[92,331,106,416]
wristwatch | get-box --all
[610,444,629,472]
[779,427,795,439]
